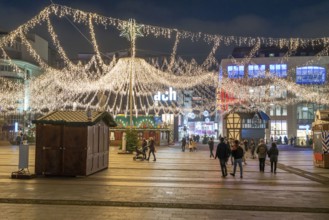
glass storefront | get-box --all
[296,103,326,145]
[179,121,216,141]
[188,121,216,137]
[270,120,287,143]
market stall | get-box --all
[312,110,329,168]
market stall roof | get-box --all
[224,109,270,121]
[33,111,117,127]
[258,111,270,121]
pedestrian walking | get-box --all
[208,137,215,158]
[250,138,256,159]
[229,139,235,165]
[146,137,156,162]
[268,142,279,174]
[142,138,148,159]
[243,139,249,152]
[242,140,248,165]
[181,137,186,152]
[230,140,244,178]
[215,137,230,177]
[256,139,268,172]
[188,138,194,152]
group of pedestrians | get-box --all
[256,139,279,173]
[181,137,197,152]
[213,138,280,178]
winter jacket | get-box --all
[231,146,244,159]
[215,142,230,160]
[256,144,268,159]
[268,146,279,162]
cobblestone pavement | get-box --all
[0,143,329,219]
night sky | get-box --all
[1,0,329,59]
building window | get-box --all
[270,64,287,77]
[248,65,265,78]
[241,115,266,129]
[296,66,326,84]
[270,120,287,141]
[0,65,13,72]
[227,65,244,78]
[282,106,287,116]
[269,85,287,98]
[276,106,281,116]
[270,105,287,116]
[296,104,314,120]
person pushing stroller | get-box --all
[133,138,148,161]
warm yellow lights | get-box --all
[1,3,329,117]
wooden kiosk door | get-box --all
[38,125,62,175]
[62,126,87,175]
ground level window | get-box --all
[270,120,287,143]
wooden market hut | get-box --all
[224,110,270,141]
[312,110,329,168]
[33,111,117,176]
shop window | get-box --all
[227,65,244,78]
[270,64,287,77]
[270,120,287,141]
[296,66,326,84]
[248,64,265,78]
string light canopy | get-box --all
[0,3,329,117]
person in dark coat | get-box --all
[208,137,215,158]
[146,137,156,162]
[215,137,230,177]
[142,138,148,159]
[181,137,186,152]
[230,140,244,178]
[268,142,279,174]
[250,138,256,159]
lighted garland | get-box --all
[1,3,329,115]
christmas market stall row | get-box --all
[33,111,117,176]
[110,114,172,147]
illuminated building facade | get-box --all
[0,31,55,141]
[219,46,329,144]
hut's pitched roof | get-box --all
[33,111,117,127]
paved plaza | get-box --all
[0,142,329,219]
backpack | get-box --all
[259,145,266,154]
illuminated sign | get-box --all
[154,87,177,101]
[298,125,310,130]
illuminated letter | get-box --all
[154,92,161,101]
[162,91,169,101]
[169,87,176,101]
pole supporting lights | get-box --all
[119,19,144,129]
